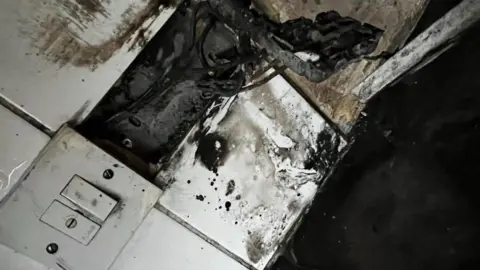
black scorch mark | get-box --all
[187,98,222,144]
[195,195,205,201]
[225,201,231,211]
[195,132,229,174]
[225,180,235,196]
[304,128,341,177]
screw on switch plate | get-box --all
[46,243,58,254]
[65,218,77,229]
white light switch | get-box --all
[61,175,117,221]
[40,200,100,245]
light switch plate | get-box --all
[0,127,162,270]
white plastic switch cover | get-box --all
[0,127,162,270]
[40,200,101,245]
[61,175,117,222]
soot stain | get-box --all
[195,132,229,174]
[225,201,231,211]
[74,0,109,16]
[246,230,266,264]
[225,180,235,196]
[287,200,300,213]
[304,128,341,177]
[195,195,205,201]
[74,191,83,200]
[34,0,175,69]
[54,0,109,25]
[188,126,206,144]
[187,98,223,144]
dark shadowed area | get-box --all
[274,1,480,270]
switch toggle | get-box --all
[61,175,117,222]
[40,200,100,245]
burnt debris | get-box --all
[304,128,342,177]
[81,0,382,166]
[205,0,383,85]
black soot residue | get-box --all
[225,201,231,211]
[225,180,235,196]
[304,129,341,176]
[246,230,266,263]
[195,132,229,174]
[187,99,223,144]
[195,195,205,201]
